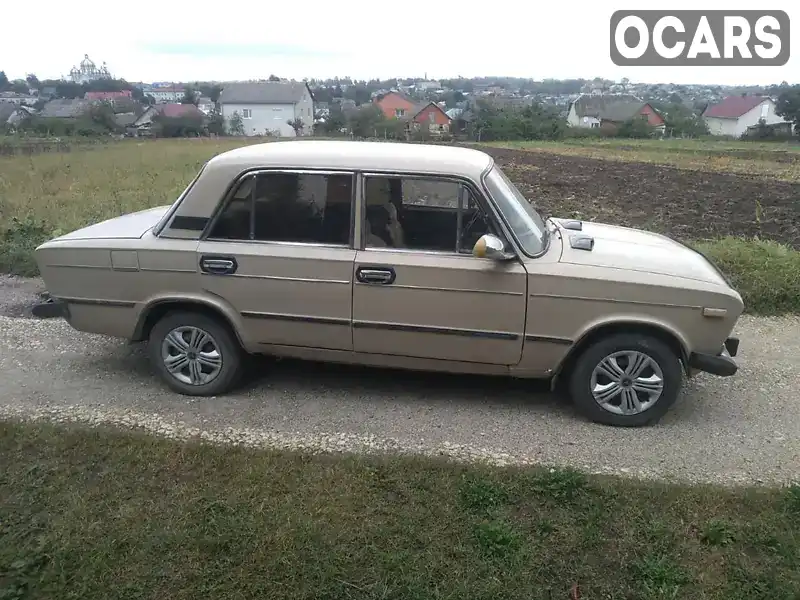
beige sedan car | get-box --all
[33,140,743,427]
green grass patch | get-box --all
[0,138,253,277]
[697,237,800,315]
[2,421,800,600]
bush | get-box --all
[696,237,800,315]
[0,216,55,276]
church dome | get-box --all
[80,54,96,69]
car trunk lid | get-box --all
[53,206,171,241]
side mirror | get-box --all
[472,234,515,261]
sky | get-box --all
[1,0,797,86]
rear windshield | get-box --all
[153,163,207,236]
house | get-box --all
[486,96,536,110]
[141,83,187,104]
[404,102,452,134]
[0,92,38,106]
[39,98,91,119]
[0,103,33,128]
[702,95,787,137]
[219,81,314,137]
[567,94,665,133]
[374,93,452,135]
[415,80,442,91]
[85,90,133,102]
[374,91,416,119]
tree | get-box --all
[85,102,120,132]
[227,111,245,135]
[26,74,40,90]
[776,86,800,135]
[55,81,85,99]
[287,117,305,136]
[347,104,387,138]
[616,117,653,139]
[650,101,709,137]
[469,100,567,142]
[268,74,281,81]
[181,86,198,105]
[153,114,205,137]
[318,111,346,135]
[0,71,8,91]
[207,85,222,103]
[206,108,225,135]
[9,80,28,94]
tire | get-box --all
[148,310,245,396]
[567,333,683,427]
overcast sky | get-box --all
[1,0,797,86]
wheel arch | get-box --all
[550,319,690,392]
[132,295,245,347]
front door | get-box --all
[197,169,356,351]
[352,173,528,365]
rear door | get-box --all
[197,169,356,351]
[352,173,528,365]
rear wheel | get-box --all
[568,333,683,427]
[148,311,244,396]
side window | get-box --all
[208,172,353,245]
[363,175,492,254]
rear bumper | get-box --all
[688,337,739,377]
[31,295,69,319]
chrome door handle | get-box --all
[356,266,396,285]
[200,256,238,275]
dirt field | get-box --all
[478,146,800,249]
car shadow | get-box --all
[238,354,566,410]
[93,344,705,425]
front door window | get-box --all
[362,175,495,255]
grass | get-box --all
[1,137,799,316]
[2,420,799,600]
[697,237,800,315]
[485,138,800,182]
[0,138,252,275]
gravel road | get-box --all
[1,275,798,486]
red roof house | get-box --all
[703,95,787,137]
[374,91,416,119]
[374,92,452,135]
[84,90,133,101]
[403,101,452,134]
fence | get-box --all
[0,138,112,157]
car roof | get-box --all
[208,140,495,179]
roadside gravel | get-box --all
[1,275,799,486]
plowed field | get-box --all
[479,146,800,249]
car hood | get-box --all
[52,206,171,241]
[554,219,728,285]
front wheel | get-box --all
[568,334,683,427]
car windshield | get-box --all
[483,165,548,256]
